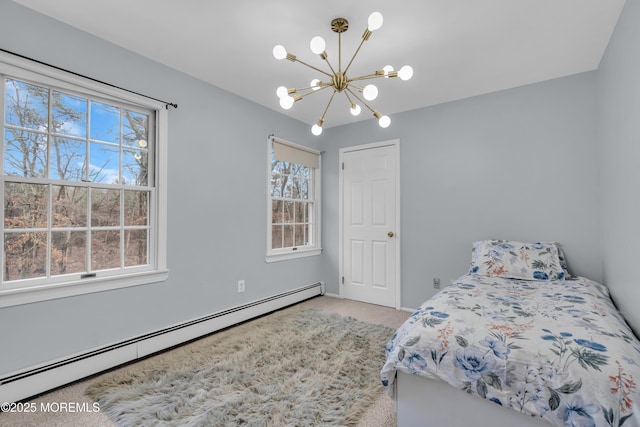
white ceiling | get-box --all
[12,0,626,129]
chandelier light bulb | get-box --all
[363,84,378,101]
[279,95,294,110]
[368,12,384,31]
[383,65,394,78]
[276,86,288,98]
[378,115,391,128]
[273,45,287,60]
[310,79,321,91]
[398,65,414,81]
[311,124,323,135]
[310,36,326,55]
[350,103,361,116]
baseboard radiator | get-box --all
[0,282,324,403]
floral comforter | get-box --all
[381,274,640,426]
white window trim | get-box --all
[266,136,321,263]
[0,51,169,308]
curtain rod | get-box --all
[0,48,178,109]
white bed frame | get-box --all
[394,372,548,427]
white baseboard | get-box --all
[0,282,323,403]
[322,292,341,299]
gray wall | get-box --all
[0,0,324,375]
[597,0,640,334]
[1,0,636,377]
[320,72,601,308]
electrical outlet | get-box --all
[237,280,245,293]
[433,278,441,289]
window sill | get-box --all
[265,248,322,263]
[0,269,169,308]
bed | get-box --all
[381,240,640,427]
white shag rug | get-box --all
[86,307,394,426]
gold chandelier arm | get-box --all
[345,87,376,114]
[291,56,333,78]
[299,84,332,99]
[318,90,337,122]
[322,55,338,77]
[343,29,371,76]
[348,73,387,83]
[344,90,355,106]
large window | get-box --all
[1,53,168,307]
[266,137,321,262]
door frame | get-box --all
[338,139,401,309]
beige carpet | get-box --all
[0,296,410,427]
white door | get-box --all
[340,141,399,308]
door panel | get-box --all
[341,143,398,307]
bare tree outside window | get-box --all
[270,159,312,250]
[3,78,152,283]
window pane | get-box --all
[4,232,47,281]
[122,149,148,186]
[291,177,309,199]
[295,201,307,223]
[51,231,86,275]
[295,224,306,246]
[124,190,148,226]
[271,225,283,249]
[90,102,120,143]
[282,176,293,198]
[125,229,147,266]
[91,188,120,227]
[271,160,282,173]
[52,91,86,138]
[5,79,48,131]
[272,200,283,223]
[283,224,294,247]
[50,137,86,181]
[52,185,87,227]
[89,142,119,184]
[122,110,148,148]
[91,230,120,270]
[4,129,47,177]
[283,201,294,223]
[271,172,282,197]
[4,182,48,229]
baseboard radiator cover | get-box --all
[0,282,323,403]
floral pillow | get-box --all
[469,240,566,281]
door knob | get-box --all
[388,231,394,237]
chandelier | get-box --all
[273,12,413,135]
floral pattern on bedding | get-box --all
[381,274,640,427]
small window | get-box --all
[266,137,321,262]
[1,52,168,307]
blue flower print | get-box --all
[430,311,449,319]
[533,271,549,280]
[454,345,497,381]
[470,265,479,273]
[499,243,514,250]
[574,339,607,352]
[557,396,598,427]
[479,335,510,359]
[405,352,428,373]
